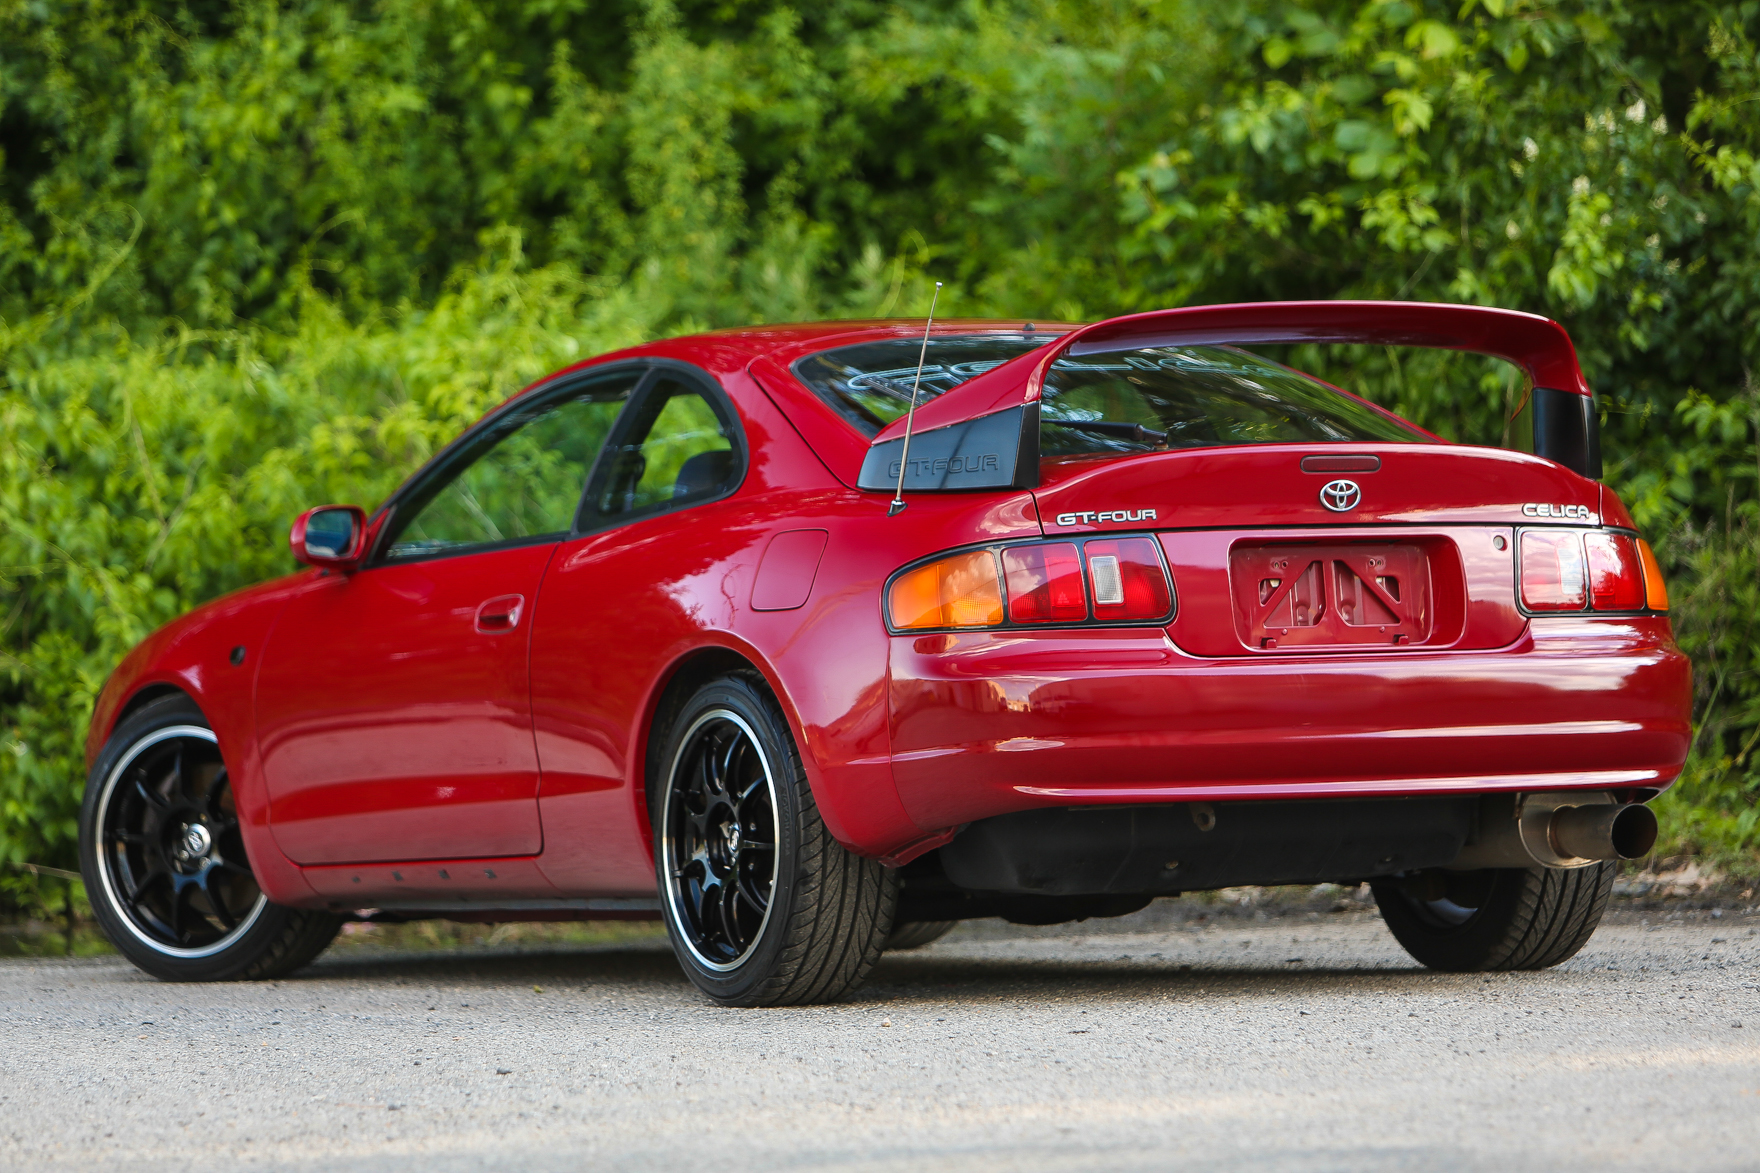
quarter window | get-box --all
[591,377,741,521]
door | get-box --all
[257,368,641,864]
[528,368,748,891]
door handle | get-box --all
[475,594,525,634]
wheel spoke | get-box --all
[716,877,744,953]
[165,881,189,942]
[134,777,169,810]
[127,867,170,909]
[200,869,238,930]
[205,767,231,819]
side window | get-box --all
[381,371,639,562]
[591,376,741,521]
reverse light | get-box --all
[1084,537,1173,621]
[1519,530,1587,611]
[1584,531,1644,611]
[888,550,1004,629]
[1636,539,1669,611]
[889,535,1176,632]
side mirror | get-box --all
[290,505,368,569]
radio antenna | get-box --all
[888,280,942,517]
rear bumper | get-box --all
[886,615,1691,837]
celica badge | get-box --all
[1319,479,1362,512]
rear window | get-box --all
[792,335,1427,454]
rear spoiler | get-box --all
[857,300,1600,492]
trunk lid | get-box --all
[1035,443,1599,655]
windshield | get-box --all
[792,334,1427,453]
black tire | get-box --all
[884,920,957,951]
[1370,862,1616,972]
[654,672,897,1006]
[79,694,342,982]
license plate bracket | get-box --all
[1231,541,1433,650]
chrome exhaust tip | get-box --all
[1448,792,1658,870]
[1549,802,1657,861]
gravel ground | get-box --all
[2,900,1756,1173]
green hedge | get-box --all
[3,1,1758,908]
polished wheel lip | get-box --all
[659,708,781,973]
[94,724,268,959]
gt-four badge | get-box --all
[1053,509,1158,526]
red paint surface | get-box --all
[256,544,554,864]
[83,308,1691,911]
[751,530,830,611]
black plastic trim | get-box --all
[857,404,1038,493]
[1532,386,1601,479]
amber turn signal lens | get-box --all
[888,550,1004,630]
[1637,539,1669,611]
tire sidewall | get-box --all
[79,694,299,982]
[653,676,803,1004]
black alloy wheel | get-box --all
[1371,861,1617,972]
[81,694,343,981]
[655,673,896,1006]
[661,709,781,968]
[93,724,266,953]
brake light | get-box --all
[1636,539,1669,611]
[1521,527,1661,613]
[1002,543,1087,622]
[890,535,1176,631]
[1519,530,1587,611]
[1084,537,1174,621]
[1584,532,1644,610]
[889,550,1004,629]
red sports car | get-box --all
[80,301,1691,1005]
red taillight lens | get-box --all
[888,550,1004,629]
[1002,543,1087,623]
[1084,537,1173,621]
[1584,532,1644,611]
[1520,530,1587,611]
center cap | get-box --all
[723,820,742,856]
[180,823,213,858]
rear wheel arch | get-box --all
[641,646,794,823]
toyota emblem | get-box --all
[1319,479,1362,512]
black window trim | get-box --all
[363,358,748,568]
[364,361,657,568]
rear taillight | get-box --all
[889,536,1174,631]
[1520,527,1659,614]
[1520,530,1587,610]
[1002,543,1087,622]
[1636,539,1670,611]
[889,550,1004,629]
[1584,532,1644,610]
[1083,537,1174,621]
